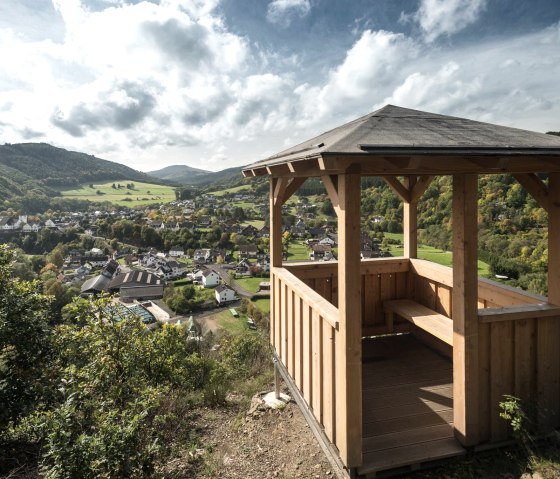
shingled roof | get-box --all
[243,105,560,176]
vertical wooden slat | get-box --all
[312,311,323,421]
[335,171,362,467]
[514,318,536,404]
[274,275,282,355]
[490,321,514,442]
[537,317,560,431]
[332,276,339,308]
[437,285,452,317]
[282,283,288,363]
[322,324,335,442]
[452,173,479,447]
[302,303,312,405]
[270,178,283,353]
[363,273,375,329]
[287,288,294,376]
[371,274,382,326]
[396,271,408,299]
[294,295,303,389]
[478,322,491,443]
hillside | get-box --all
[0,142,165,201]
[148,164,210,183]
[150,164,244,185]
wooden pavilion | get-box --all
[242,105,560,477]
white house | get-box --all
[215,285,237,304]
[193,248,212,263]
[202,270,220,288]
[169,247,184,257]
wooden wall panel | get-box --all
[478,322,491,443]
[489,321,514,442]
[537,317,560,432]
[514,318,536,404]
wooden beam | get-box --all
[410,175,435,203]
[321,175,341,215]
[336,172,362,467]
[452,174,479,447]
[513,173,551,212]
[382,176,410,203]
[478,304,560,323]
[273,177,289,207]
[403,176,417,258]
[280,177,307,206]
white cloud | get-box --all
[409,0,487,42]
[267,0,311,26]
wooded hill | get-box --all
[149,164,244,185]
[0,143,165,201]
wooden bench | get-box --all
[383,299,453,346]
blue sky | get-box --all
[0,0,559,172]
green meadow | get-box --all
[59,181,176,206]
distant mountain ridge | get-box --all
[149,164,244,185]
[0,142,167,201]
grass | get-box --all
[215,309,249,334]
[235,276,269,293]
[208,185,252,196]
[252,298,270,314]
[59,180,176,206]
[286,241,310,261]
[382,233,491,276]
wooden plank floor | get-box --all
[359,334,465,476]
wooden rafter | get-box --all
[272,177,307,207]
[513,173,551,212]
[410,175,435,203]
[383,176,410,203]
[321,175,341,215]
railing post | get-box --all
[336,171,362,467]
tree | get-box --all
[0,244,53,427]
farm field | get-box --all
[209,184,252,196]
[59,180,176,206]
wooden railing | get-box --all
[278,257,560,449]
[271,266,339,445]
[409,259,560,442]
[286,258,410,336]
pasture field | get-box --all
[59,181,176,206]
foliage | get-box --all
[0,244,54,427]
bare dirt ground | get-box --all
[188,387,335,479]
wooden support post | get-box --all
[404,176,418,258]
[452,174,479,447]
[539,172,560,430]
[336,171,362,467]
[270,178,283,349]
[549,172,560,304]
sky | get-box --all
[0,0,559,173]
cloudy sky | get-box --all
[1,0,559,172]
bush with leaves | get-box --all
[0,244,54,427]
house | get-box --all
[318,236,336,246]
[107,270,164,299]
[238,244,258,259]
[241,225,258,237]
[215,285,237,304]
[310,243,332,260]
[236,259,251,274]
[193,248,212,263]
[201,270,220,288]
[169,247,185,257]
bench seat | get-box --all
[383,299,453,346]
